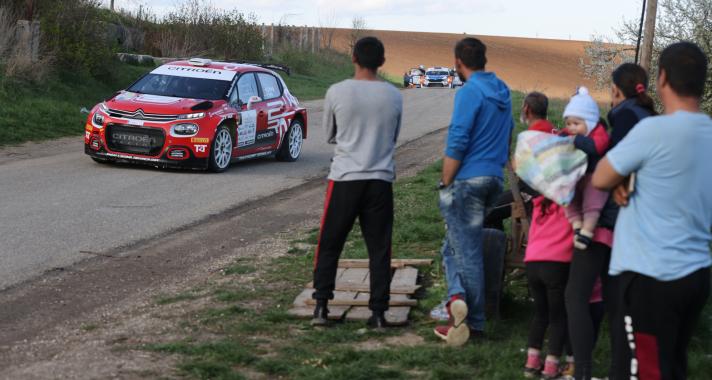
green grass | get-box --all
[0,63,153,147]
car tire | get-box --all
[276,120,304,162]
[208,125,233,173]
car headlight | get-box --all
[178,112,206,120]
[93,112,105,127]
[171,123,199,136]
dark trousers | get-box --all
[526,261,570,356]
[565,242,624,380]
[312,180,393,311]
[614,268,710,380]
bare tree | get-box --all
[349,16,367,51]
[582,0,712,113]
[318,9,337,50]
[579,35,635,89]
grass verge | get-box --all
[0,63,153,146]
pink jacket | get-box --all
[525,197,574,263]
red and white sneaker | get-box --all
[433,295,469,346]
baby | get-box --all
[563,87,610,249]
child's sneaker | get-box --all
[433,295,469,346]
[574,229,594,250]
[560,360,575,379]
[523,352,542,378]
[541,359,561,379]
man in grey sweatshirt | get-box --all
[311,37,403,329]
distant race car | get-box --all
[450,68,463,88]
[423,67,451,87]
[84,58,307,172]
[408,67,425,88]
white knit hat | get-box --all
[563,87,599,135]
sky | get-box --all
[106,0,644,41]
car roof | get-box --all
[166,60,275,74]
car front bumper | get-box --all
[85,144,209,170]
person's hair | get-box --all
[524,92,549,119]
[537,198,553,224]
[455,38,487,71]
[353,37,385,71]
[658,41,708,98]
[611,63,657,115]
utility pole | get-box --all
[640,0,658,72]
[110,0,115,11]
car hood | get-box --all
[105,92,221,115]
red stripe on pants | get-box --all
[635,332,661,380]
[314,180,335,269]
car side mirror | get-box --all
[247,95,262,110]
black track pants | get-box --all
[312,180,393,311]
[614,268,710,380]
[526,261,570,356]
[565,242,622,380]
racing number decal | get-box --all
[237,110,257,148]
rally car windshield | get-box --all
[127,74,232,100]
[427,71,449,76]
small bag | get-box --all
[514,131,588,206]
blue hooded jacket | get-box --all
[445,71,514,180]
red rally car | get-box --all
[84,58,308,172]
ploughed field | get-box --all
[330,28,606,100]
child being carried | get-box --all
[562,87,610,250]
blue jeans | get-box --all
[439,176,503,331]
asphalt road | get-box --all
[0,88,455,290]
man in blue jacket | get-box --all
[434,37,514,346]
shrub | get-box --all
[148,0,263,61]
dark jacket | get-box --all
[597,98,655,229]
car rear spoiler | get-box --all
[228,61,291,76]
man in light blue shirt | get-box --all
[593,42,711,380]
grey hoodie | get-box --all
[323,79,403,182]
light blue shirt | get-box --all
[607,111,712,281]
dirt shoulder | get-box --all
[0,128,446,379]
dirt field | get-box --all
[330,29,607,100]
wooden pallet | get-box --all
[288,259,430,325]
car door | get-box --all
[232,72,264,157]
[254,72,288,152]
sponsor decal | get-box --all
[102,152,161,162]
[256,130,275,141]
[112,132,157,148]
[133,94,182,105]
[194,144,207,153]
[236,151,273,161]
[115,92,137,101]
[151,65,236,81]
[85,131,91,140]
[85,123,93,132]
[191,137,209,143]
[237,110,257,148]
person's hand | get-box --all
[613,182,630,206]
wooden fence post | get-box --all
[270,23,274,56]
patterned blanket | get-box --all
[514,131,588,206]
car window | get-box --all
[257,73,282,100]
[127,74,232,100]
[237,73,259,104]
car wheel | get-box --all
[209,125,233,172]
[276,120,303,162]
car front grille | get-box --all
[105,124,166,156]
[107,108,179,123]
